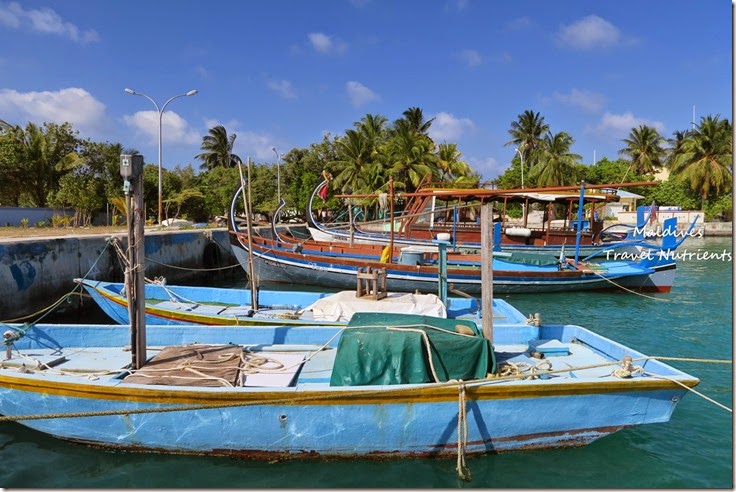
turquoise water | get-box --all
[0,237,731,488]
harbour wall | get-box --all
[0,228,239,321]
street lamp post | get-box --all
[271,146,281,205]
[124,88,198,225]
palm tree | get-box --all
[399,107,435,135]
[505,110,549,167]
[331,129,372,194]
[436,142,475,183]
[196,125,240,170]
[527,131,582,186]
[665,129,693,168]
[669,115,732,209]
[385,123,436,191]
[5,122,80,207]
[618,125,665,178]
[355,113,388,143]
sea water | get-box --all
[0,237,731,488]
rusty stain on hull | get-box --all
[59,425,628,460]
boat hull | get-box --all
[0,382,684,457]
[230,237,674,295]
[0,323,695,458]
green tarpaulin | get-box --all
[330,313,495,386]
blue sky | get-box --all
[0,0,731,181]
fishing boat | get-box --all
[75,278,478,326]
[305,175,663,256]
[0,307,699,465]
[0,185,700,476]
[230,186,681,294]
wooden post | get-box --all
[480,203,494,342]
[132,171,146,369]
[125,189,137,368]
[388,176,394,264]
[237,159,259,311]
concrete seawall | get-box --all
[0,228,239,320]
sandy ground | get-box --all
[0,226,129,239]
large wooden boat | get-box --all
[230,186,680,294]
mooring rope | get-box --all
[589,269,698,303]
[456,382,471,481]
[0,237,114,325]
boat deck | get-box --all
[2,337,622,388]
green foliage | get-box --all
[704,193,732,221]
[526,131,581,186]
[196,125,240,170]
[163,188,205,221]
[668,115,732,208]
[642,178,699,209]
[1,111,731,227]
[194,166,241,220]
[0,121,81,207]
[618,125,666,175]
[48,170,104,226]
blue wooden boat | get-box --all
[75,278,478,326]
[0,305,698,462]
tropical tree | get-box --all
[47,169,104,226]
[618,125,666,179]
[668,115,732,209]
[331,129,373,194]
[400,107,435,135]
[505,110,549,168]
[354,113,388,145]
[0,122,81,207]
[196,125,240,170]
[527,131,581,187]
[385,123,436,191]
[436,142,476,184]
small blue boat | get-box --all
[75,278,480,326]
[0,304,698,461]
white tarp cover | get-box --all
[304,290,447,322]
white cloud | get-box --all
[346,81,380,107]
[123,110,200,146]
[589,111,666,139]
[428,112,475,142]
[467,156,504,181]
[505,17,532,31]
[267,79,297,100]
[0,2,99,43]
[552,88,606,113]
[557,15,620,50]
[458,49,482,68]
[0,87,105,131]
[307,32,348,55]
